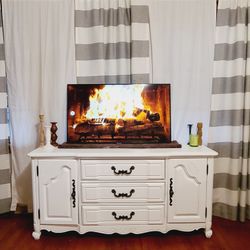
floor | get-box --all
[0,213,249,250]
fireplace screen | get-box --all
[67,84,171,144]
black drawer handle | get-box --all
[169,178,174,206]
[111,165,135,175]
[111,189,135,198]
[112,211,135,220]
[71,179,76,208]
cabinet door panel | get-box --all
[38,160,78,225]
[168,159,207,223]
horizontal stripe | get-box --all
[213,58,245,78]
[76,23,149,44]
[0,61,5,77]
[208,142,249,159]
[213,203,250,221]
[76,25,130,44]
[0,124,9,140]
[208,125,248,144]
[0,93,7,108]
[213,93,250,111]
[75,0,130,11]
[217,7,248,27]
[215,24,247,44]
[219,1,249,10]
[212,76,250,94]
[0,108,7,124]
[0,183,11,199]
[77,73,150,84]
[0,28,3,44]
[214,41,248,61]
[0,154,10,170]
[0,198,11,214]
[213,157,242,175]
[214,173,249,191]
[76,41,149,60]
[0,77,7,92]
[0,139,9,155]
[210,109,250,127]
[131,21,149,40]
[75,6,149,27]
[213,188,239,207]
[0,44,4,60]
[240,205,250,221]
[131,5,149,23]
[0,169,10,185]
[75,8,131,27]
[76,58,150,76]
[211,92,248,111]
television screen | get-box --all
[67,84,171,144]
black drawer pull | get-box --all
[111,165,135,175]
[169,178,174,206]
[71,179,76,208]
[112,211,135,220]
[111,189,135,198]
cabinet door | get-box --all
[167,159,207,223]
[38,159,78,225]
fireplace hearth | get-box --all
[60,84,180,148]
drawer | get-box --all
[81,183,165,203]
[81,160,165,180]
[81,205,165,225]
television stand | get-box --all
[28,145,217,240]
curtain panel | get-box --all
[208,0,250,221]
[2,0,76,211]
[75,0,151,84]
[0,2,11,214]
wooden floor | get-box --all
[0,214,249,250]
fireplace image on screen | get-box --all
[67,84,173,146]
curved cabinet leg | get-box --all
[32,231,41,240]
[205,229,213,238]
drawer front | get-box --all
[81,205,165,225]
[81,183,165,203]
[81,160,165,180]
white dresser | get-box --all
[28,146,217,240]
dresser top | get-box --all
[28,145,218,158]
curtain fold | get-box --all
[75,0,151,84]
[0,1,11,214]
[2,0,76,211]
[208,0,250,221]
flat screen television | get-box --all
[66,84,173,147]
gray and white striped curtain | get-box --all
[208,0,250,221]
[75,0,151,84]
[0,2,11,214]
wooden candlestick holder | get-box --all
[50,122,58,147]
[39,114,45,147]
[197,122,203,146]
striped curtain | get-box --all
[208,0,250,221]
[75,0,151,84]
[0,2,11,214]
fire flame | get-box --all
[85,84,148,120]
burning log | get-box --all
[132,108,160,122]
[75,121,115,138]
[148,113,160,122]
[74,116,166,142]
[116,120,166,140]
